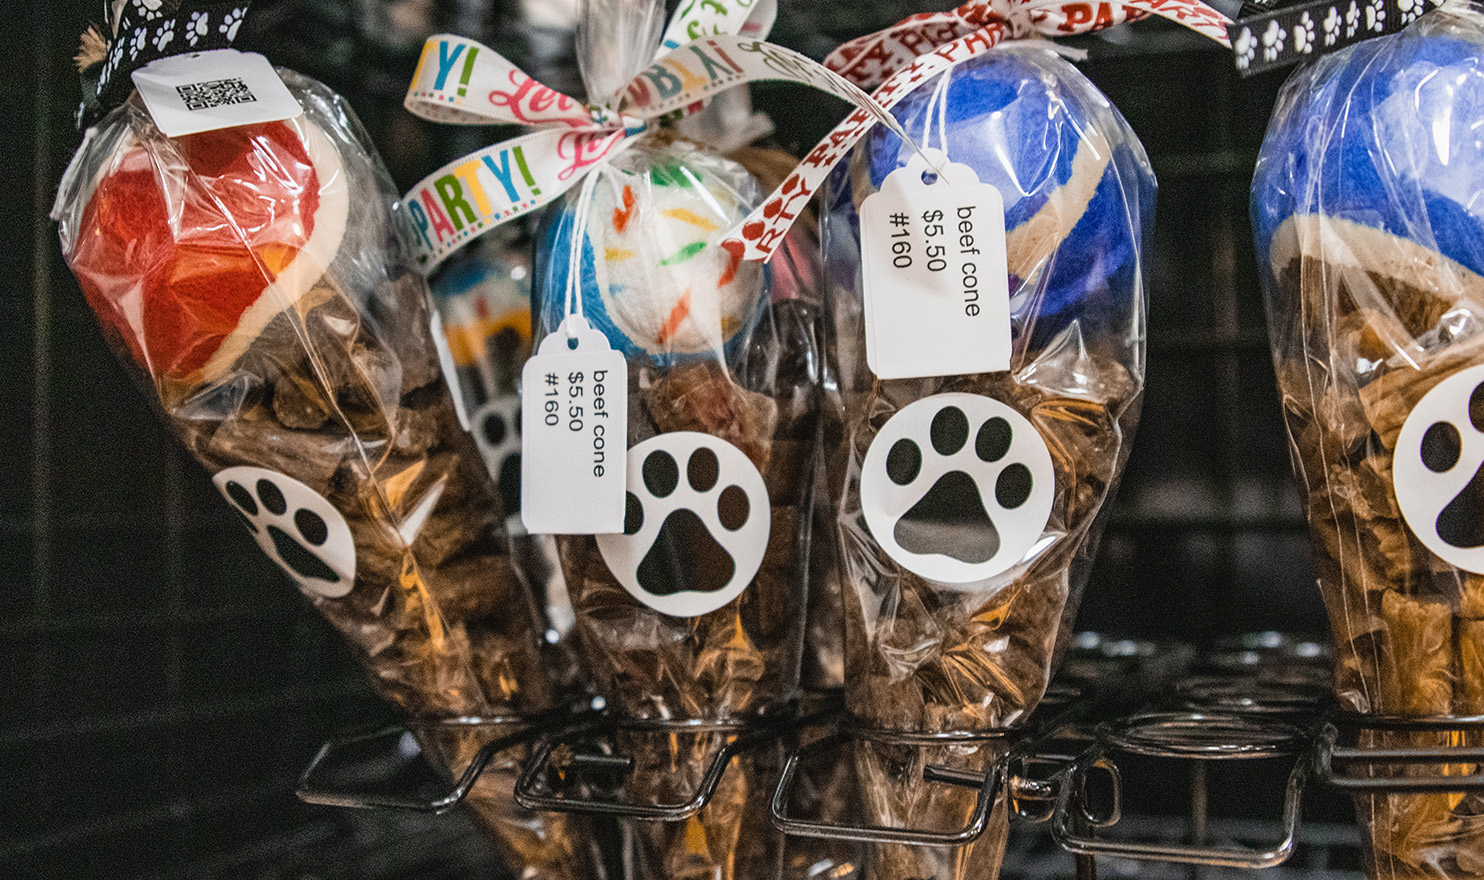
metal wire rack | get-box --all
[291,633,1484,880]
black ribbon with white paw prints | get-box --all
[1227,0,1437,75]
[81,0,251,127]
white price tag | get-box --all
[860,148,1012,380]
[520,316,628,534]
[132,49,302,138]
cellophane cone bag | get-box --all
[533,130,820,880]
[1253,3,1484,877]
[822,43,1151,880]
[53,70,599,880]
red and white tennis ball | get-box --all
[69,115,349,384]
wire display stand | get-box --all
[770,721,1014,846]
[294,632,1484,878]
[297,706,598,813]
[512,706,822,820]
[1052,712,1310,869]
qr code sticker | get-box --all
[175,77,257,111]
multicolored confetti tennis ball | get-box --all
[1253,18,1484,291]
[845,44,1154,343]
[535,137,768,362]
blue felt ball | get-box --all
[1253,21,1484,284]
[837,43,1154,343]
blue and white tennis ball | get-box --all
[841,43,1154,344]
[1253,11,1484,295]
[535,138,768,363]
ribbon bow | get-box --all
[401,2,900,271]
[718,0,1233,262]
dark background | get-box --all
[2,0,1322,877]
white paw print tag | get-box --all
[1394,365,1484,573]
[214,466,356,597]
[860,393,1055,584]
[596,433,770,617]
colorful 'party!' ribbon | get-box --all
[401,1,902,271]
[719,0,1234,263]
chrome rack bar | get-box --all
[513,703,827,820]
[296,709,582,812]
[769,723,1013,846]
[1315,714,1484,793]
[1050,712,1312,869]
[766,636,1191,847]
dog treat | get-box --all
[54,57,596,879]
[822,43,1150,880]
[535,133,819,880]
[1253,6,1484,877]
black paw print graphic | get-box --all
[596,432,770,617]
[213,466,356,597]
[860,393,1055,584]
[471,396,523,519]
[1395,367,1484,572]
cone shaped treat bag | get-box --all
[1253,3,1484,876]
[53,5,598,878]
[814,26,1162,880]
[397,0,849,874]
[533,120,817,880]
[538,14,813,880]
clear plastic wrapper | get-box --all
[730,144,847,696]
[431,226,575,639]
[53,68,597,880]
[822,43,1152,880]
[732,141,859,880]
[534,128,820,880]
[1253,4,1484,876]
